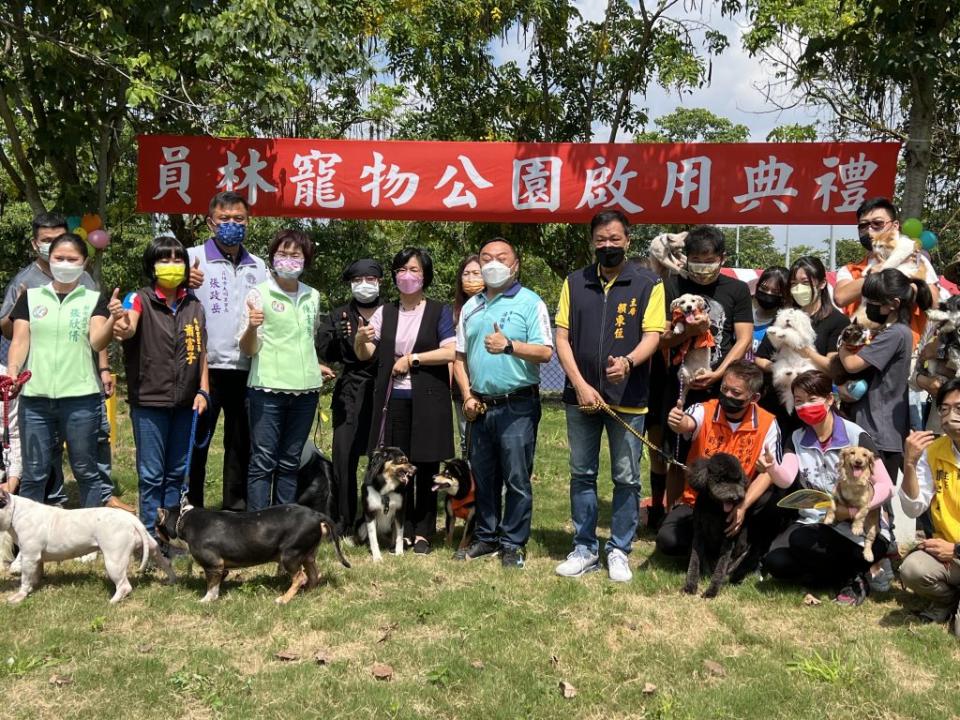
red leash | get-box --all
[0,371,31,449]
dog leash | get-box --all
[375,374,395,449]
[581,399,688,471]
[180,390,212,508]
[0,371,30,475]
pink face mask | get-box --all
[396,270,423,295]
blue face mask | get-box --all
[215,221,246,247]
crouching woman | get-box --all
[760,370,893,606]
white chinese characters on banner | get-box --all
[733,155,798,213]
[291,151,345,208]
[512,157,562,211]
[434,155,493,208]
[217,149,277,205]
[661,156,712,213]
[813,153,879,213]
[575,156,643,213]
[153,146,192,204]
[360,152,420,207]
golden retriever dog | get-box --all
[823,446,880,561]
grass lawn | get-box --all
[1,397,959,720]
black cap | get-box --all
[341,258,383,282]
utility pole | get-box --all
[735,226,740,262]
[785,225,791,267]
[829,225,836,271]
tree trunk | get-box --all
[900,70,935,219]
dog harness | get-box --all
[450,485,476,520]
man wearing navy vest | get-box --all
[554,210,665,582]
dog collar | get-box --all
[175,503,195,538]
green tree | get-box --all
[634,107,749,143]
[765,123,818,142]
[726,226,782,268]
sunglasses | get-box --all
[856,219,893,231]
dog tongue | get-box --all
[685,313,697,324]
[851,467,864,478]
[723,501,735,513]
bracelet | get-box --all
[624,356,635,370]
[196,389,211,403]
[98,367,112,373]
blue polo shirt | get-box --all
[455,282,553,395]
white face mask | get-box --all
[50,261,85,284]
[351,280,379,303]
[481,260,514,289]
[37,242,51,261]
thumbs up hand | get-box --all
[605,354,629,384]
[354,314,375,344]
[188,256,204,289]
[755,447,776,476]
[246,297,264,328]
[107,288,126,322]
[336,310,352,339]
[484,321,509,355]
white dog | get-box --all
[0,491,175,604]
[670,293,712,401]
[766,309,816,413]
[649,232,688,277]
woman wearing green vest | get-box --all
[240,230,333,511]
[7,233,120,508]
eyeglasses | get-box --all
[275,251,304,260]
[938,404,960,418]
[857,219,893,232]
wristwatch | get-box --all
[503,339,515,355]
[410,353,421,369]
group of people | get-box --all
[1,191,958,633]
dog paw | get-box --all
[863,550,874,563]
[851,523,864,536]
[681,584,697,595]
[701,587,719,599]
[7,592,26,604]
[274,596,290,605]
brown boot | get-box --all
[106,496,136,514]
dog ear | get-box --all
[687,459,710,492]
[0,488,7,508]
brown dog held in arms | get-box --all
[823,446,880,562]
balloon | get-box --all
[920,230,938,250]
[902,217,923,239]
[74,227,88,241]
[67,215,81,231]
[845,378,868,401]
[80,213,102,232]
[87,229,110,249]
[85,240,96,257]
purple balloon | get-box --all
[87,229,110,249]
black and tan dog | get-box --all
[432,459,476,550]
[682,453,751,599]
[156,504,350,604]
[355,446,416,561]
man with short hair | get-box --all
[657,360,781,561]
[187,191,267,510]
[554,210,664,582]
[901,379,960,634]
[454,238,553,569]
[0,212,130,512]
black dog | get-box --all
[297,442,334,517]
[432,459,476,550]
[355,446,416,561]
[156,504,350,604]
[682,453,751,599]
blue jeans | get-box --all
[98,394,113,503]
[565,405,645,555]
[469,394,541,551]
[19,394,102,508]
[247,389,319,511]
[131,405,193,535]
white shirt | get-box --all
[898,442,954,519]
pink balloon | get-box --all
[87,229,110,249]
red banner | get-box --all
[137,135,899,225]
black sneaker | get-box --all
[834,575,868,607]
[454,540,499,561]
[500,547,525,569]
[413,539,432,555]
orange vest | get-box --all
[843,256,926,348]
[681,399,775,506]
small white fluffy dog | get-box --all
[670,293,711,398]
[766,309,816,413]
[0,490,174,604]
[649,232,688,277]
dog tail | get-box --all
[134,519,152,573]
[318,514,351,569]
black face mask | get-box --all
[596,246,625,268]
[719,393,748,416]
[864,302,889,324]
[754,291,782,311]
[859,233,873,251]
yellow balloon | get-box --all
[74,227,88,241]
[80,213,102,232]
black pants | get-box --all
[655,487,786,559]
[762,521,890,590]
[330,381,375,529]
[878,450,903,486]
[384,396,438,541]
[188,368,251,510]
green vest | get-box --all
[247,281,323,391]
[24,284,100,399]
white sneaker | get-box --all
[607,549,632,583]
[555,546,600,577]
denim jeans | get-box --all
[469,394,541,551]
[131,405,193,536]
[19,394,102,508]
[565,405,645,555]
[247,389,319,511]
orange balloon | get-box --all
[80,213,102,232]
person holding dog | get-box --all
[239,229,334,512]
[355,247,457,555]
[553,210,665,582]
[761,370,894,606]
[900,379,960,632]
[112,237,209,538]
[315,258,384,534]
[453,238,553,569]
[657,361,783,564]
